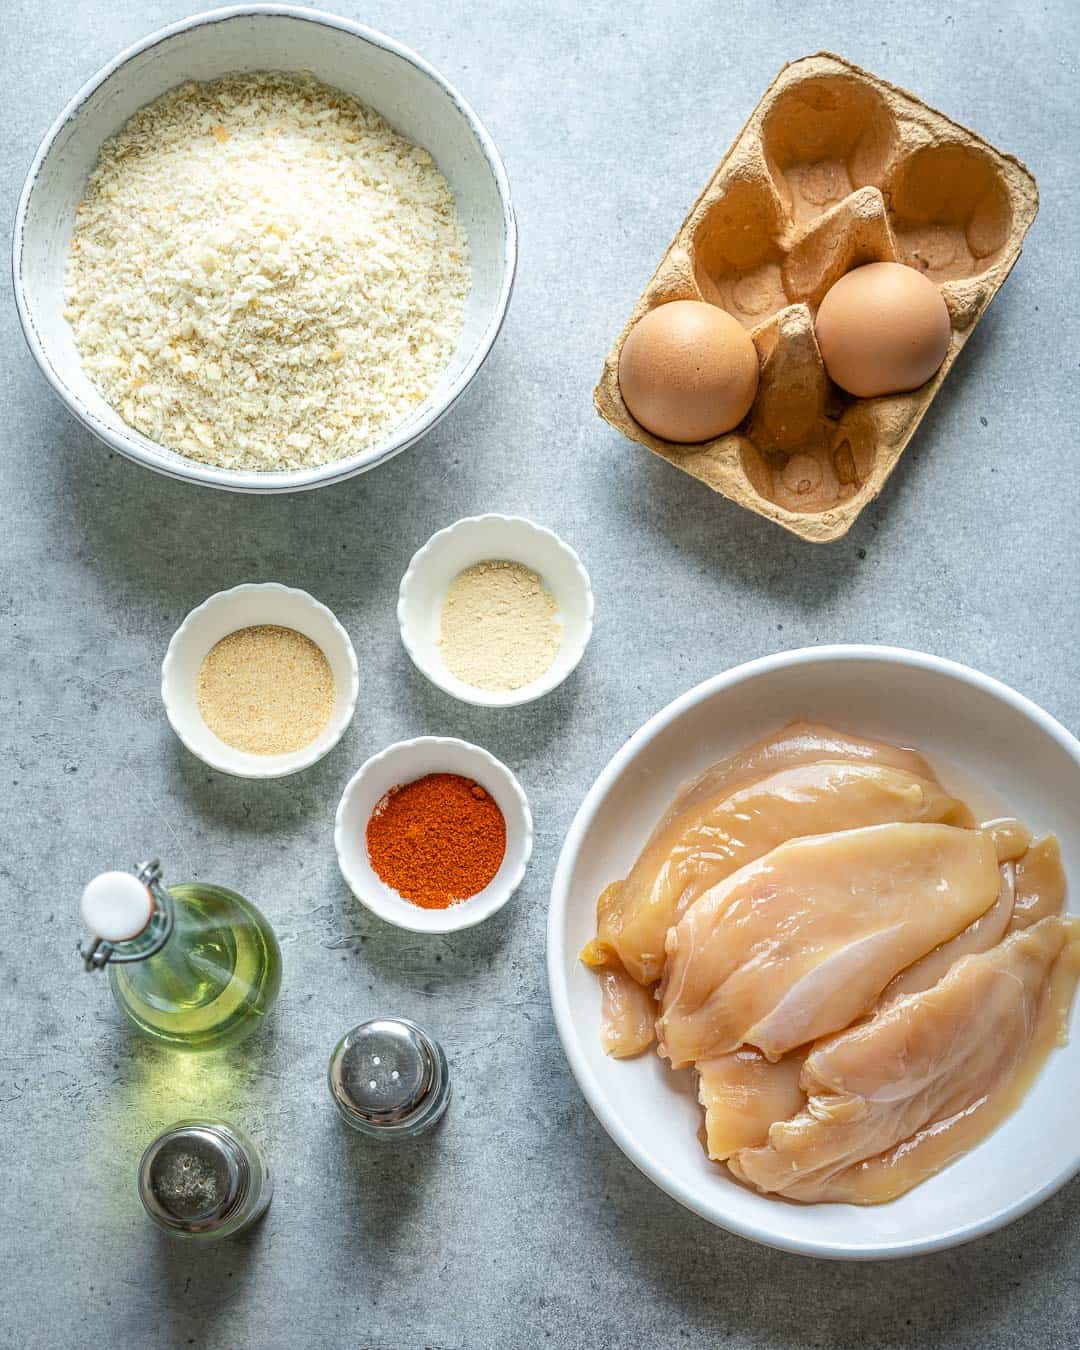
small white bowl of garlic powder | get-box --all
[398,515,595,708]
[162,582,359,778]
[14,6,515,492]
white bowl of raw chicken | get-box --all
[547,645,1080,1259]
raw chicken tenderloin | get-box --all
[589,761,969,989]
[586,723,951,987]
[880,835,1065,1009]
[1009,835,1066,932]
[697,1050,806,1160]
[647,721,937,834]
[794,920,1080,1204]
[594,945,656,1058]
[710,859,1012,1162]
[728,917,1080,1204]
[657,823,1000,1067]
[981,817,1032,862]
[879,862,1016,1007]
[583,762,970,1057]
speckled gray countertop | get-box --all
[2,2,1078,1347]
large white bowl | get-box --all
[13,4,515,492]
[547,646,1080,1259]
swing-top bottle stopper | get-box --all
[78,860,174,970]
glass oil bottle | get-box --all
[78,860,281,1052]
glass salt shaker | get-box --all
[138,1119,272,1240]
[328,1018,451,1139]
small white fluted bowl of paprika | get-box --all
[334,736,532,933]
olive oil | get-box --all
[80,862,281,1052]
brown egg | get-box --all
[815,262,951,398]
[618,300,759,443]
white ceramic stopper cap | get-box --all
[81,871,154,942]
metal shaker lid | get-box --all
[328,1018,448,1134]
[139,1123,248,1233]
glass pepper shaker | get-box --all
[138,1119,272,1240]
[328,1018,451,1139]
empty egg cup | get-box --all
[334,736,533,933]
[162,582,359,779]
[397,514,594,707]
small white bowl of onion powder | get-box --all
[163,583,359,778]
[398,515,594,707]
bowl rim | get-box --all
[334,734,534,933]
[396,513,596,708]
[161,580,360,778]
[546,643,1080,1260]
[11,2,517,494]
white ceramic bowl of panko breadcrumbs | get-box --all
[13,5,515,492]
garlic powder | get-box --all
[439,561,562,692]
[197,624,334,754]
[64,72,469,471]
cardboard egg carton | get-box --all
[594,53,1038,542]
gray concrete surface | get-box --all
[3,1,1078,1347]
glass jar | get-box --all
[138,1118,272,1240]
[328,1017,451,1139]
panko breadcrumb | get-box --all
[64,72,469,472]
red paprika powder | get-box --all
[366,772,507,909]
